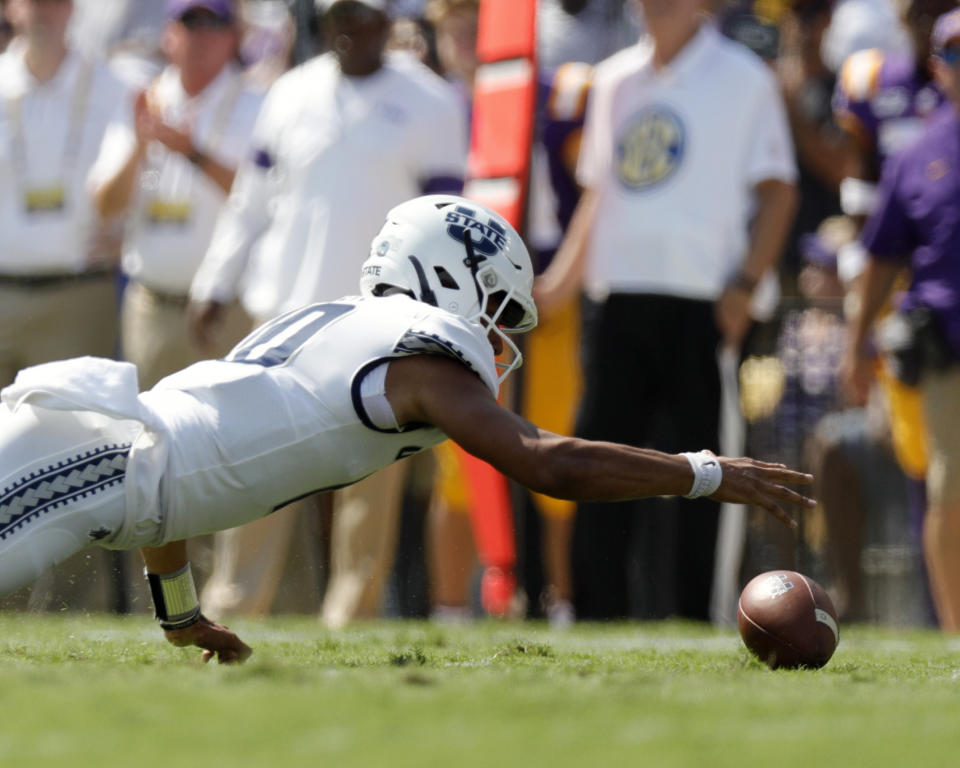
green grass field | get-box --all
[1,615,959,767]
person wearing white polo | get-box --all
[91,0,263,390]
[535,0,798,621]
[188,0,467,625]
[0,0,129,389]
[0,0,130,612]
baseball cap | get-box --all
[166,0,236,22]
[315,0,393,16]
[932,8,960,54]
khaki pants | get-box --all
[201,462,408,625]
[122,281,252,389]
[921,366,960,629]
[0,274,117,388]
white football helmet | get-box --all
[360,195,538,384]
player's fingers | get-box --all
[217,648,247,665]
[758,497,797,529]
[202,649,213,664]
[766,482,816,508]
[755,464,814,483]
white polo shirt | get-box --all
[89,64,264,295]
[577,24,796,302]
[190,51,467,321]
[0,41,130,275]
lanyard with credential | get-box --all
[3,61,94,213]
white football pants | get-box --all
[0,403,132,595]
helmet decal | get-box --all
[444,205,508,257]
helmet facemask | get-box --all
[461,235,537,385]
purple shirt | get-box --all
[862,104,960,360]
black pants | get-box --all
[572,294,722,620]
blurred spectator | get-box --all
[424,0,474,91]
[93,0,262,390]
[0,2,12,53]
[538,0,642,68]
[826,0,953,619]
[776,0,846,292]
[188,0,467,625]
[0,0,130,610]
[536,0,797,621]
[820,0,911,74]
[843,7,960,631]
[386,14,435,69]
[240,0,297,87]
[832,0,950,279]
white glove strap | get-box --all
[680,451,722,499]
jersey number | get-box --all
[225,303,354,367]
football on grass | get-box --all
[737,570,839,669]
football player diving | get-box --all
[0,195,815,662]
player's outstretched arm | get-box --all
[139,541,252,664]
[387,356,814,527]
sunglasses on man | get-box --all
[178,11,232,31]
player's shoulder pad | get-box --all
[839,48,885,103]
[546,62,594,122]
[393,303,499,397]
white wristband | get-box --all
[680,451,722,499]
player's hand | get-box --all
[710,455,815,529]
[163,614,253,664]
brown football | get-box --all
[737,570,839,669]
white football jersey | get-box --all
[137,295,497,544]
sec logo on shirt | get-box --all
[615,106,685,191]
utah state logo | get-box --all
[444,205,508,257]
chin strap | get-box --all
[406,255,438,306]
[462,231,488,309]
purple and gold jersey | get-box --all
[833,49,943,170]
[540,62,592,231]
[533,62,592,273]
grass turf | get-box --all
[0,615,958,767]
